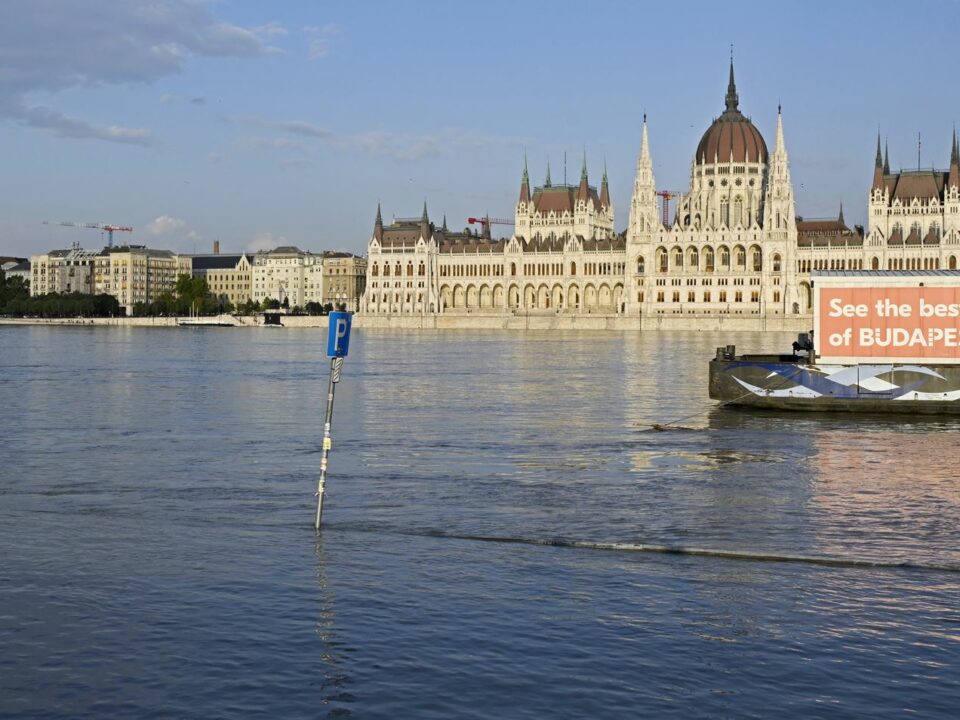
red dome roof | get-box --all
[695,61,767,165]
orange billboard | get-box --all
[817,285,960,362]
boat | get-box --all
[709,270,960,413]
[177,313,241,327]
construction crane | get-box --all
[467,216,515,227]
[43,220,134,248]
[655,191,684,227]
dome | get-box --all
[695,62,768,165]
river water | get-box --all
[2,326,958,719]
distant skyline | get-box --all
[3,0,960,258]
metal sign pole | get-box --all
[315,311,351,531]
[315,355,343,530]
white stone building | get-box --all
[30,247,99,295]
[93,246,191,314]
[361,60,960,322]
[251,246,324,308]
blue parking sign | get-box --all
[326,312,351,358]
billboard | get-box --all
[816,284,960,363]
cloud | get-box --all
[303,24,338,60]
[253,21,288,38]
[232,115,521,163]
[145,215,187,236]
[190,96,206,105]
[0,0,279,144]
[231,116,332,138]
[246,232,286,253]
[15,104,152,145]
[238,136,308,153]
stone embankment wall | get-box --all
[1,313,812,332]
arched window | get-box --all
[383,263,390,276]
[570,262,577,276]
[872,256,880,270]
[687,247,699,270]
[371,263,379,276]
[511,262,517,276]
[720,198,730,227]
[735,246,746,269]
[673,247,684,269]
[704,247,715,272]
[719,246,730,269]
[657,247,668,272]
[930,222,941,241]
[752,247,762,272]
[406,262,414,276]
[418,262,425,276]
[635,257,644,274]
[772,254,781,272]
[950,256,957,270]
[734,197,743,227]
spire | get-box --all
[544,160,552,188]
[640,115,651,162]
[600,158,610,208]
[373,202,383,241]
[519,155,531,204]
[872,134,885,190]
[577,149,590,202]
[442,213,448,231]
[774,107,786,155]
[838,202,845,226]
[420,201,430,238]
[950,127,959,188]
[724,56,739,113]
[884,139,890,174]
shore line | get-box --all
[0,313,812,331]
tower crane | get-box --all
[43,221,134,248]
[655,191,684,227]
[467,216,515,227]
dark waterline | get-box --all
[2,326,958,719]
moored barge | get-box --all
[710,271,960,413]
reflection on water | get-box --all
[1,326,958,719]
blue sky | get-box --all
[2,0,959,258]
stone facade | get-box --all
[189,253,253,307]
[93,246,191,314]
[361,60,960,324]
[251,246,324,308]
[30,247,99,295]
[321,252,367,311]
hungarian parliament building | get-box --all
[361,61,960,318]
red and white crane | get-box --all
[655,191,684,227]
[43,221,133,248]
[467,216,515,227]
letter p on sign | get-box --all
[326,311,351,358]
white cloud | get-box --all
[230,116,332,138]
[231,115,521,163]
[303,24,338,60]
[246,232,286,253]
[15,104,153,145]
[253,21,288,38]
[238,136,308,153]
[0,0,279,144]
[146,215,187,236]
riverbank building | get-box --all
[361,59,960,321]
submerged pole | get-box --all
[315,356,341,530]
[315,311,352,531]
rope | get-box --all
[648,363,808,431]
